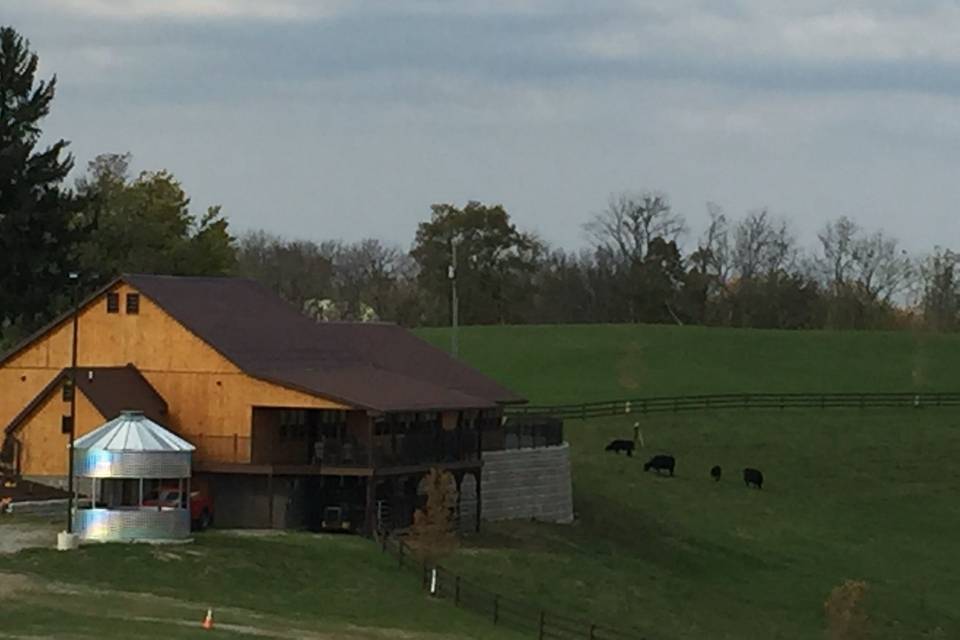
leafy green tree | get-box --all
[76,153,236,282]
[0,26,85,335]
[412,202,542,325]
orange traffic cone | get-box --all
[202,608,214,630]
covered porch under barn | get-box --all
[192,406,498,532]
[197,464,482,533]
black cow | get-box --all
[710,465,722,482]
[643,454,675,476]
[605,439,635,457]
[743,467,764,489]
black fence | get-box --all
[382,535,647,640]
[505,391,960,421]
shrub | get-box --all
[408,467,458,560]
[824,579,870,640]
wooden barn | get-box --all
[0,274,525,532]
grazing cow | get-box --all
[710,465,722,482]
[643,454,675,476]
[605,439,635,457]
[743,467,764,489]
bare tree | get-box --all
[583,191,686,264]
[694,202,732,288]
[920,247,960,330]
[852,231,913,304]
[815,216,859,292]
[731,209,795,280]
[333,238,407,319]
[235,231,335,307]
[814,217,913,304]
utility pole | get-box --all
[66,272,79,534]
[449,238,459,358]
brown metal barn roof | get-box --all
[4,365,168,436]
[123,274,524,412]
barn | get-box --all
[0,274,565,532]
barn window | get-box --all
[106,292,119,313]
[61,415,74,434]
[126,293,140,314]
[62,379,74,402]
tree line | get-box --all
[3,24,959,349]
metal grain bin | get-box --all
[71,411,195,542]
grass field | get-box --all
[442,408,960,639]
[3,323,960,639]
[417,325,960,638]
[0,528,524,639]
[416,324,960,404]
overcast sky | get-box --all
[7,1,960,254]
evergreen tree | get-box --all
[0,26,83,335]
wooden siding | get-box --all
[14,389,105,477]
[1,282,350,476]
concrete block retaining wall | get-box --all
[479,443,574,524]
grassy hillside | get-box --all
[416,324,960,404]
[414,324,960,638]
[449,408,960,639]
[0,529,523,639]
[5,324,960,639]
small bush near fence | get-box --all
[407,467,458,560]
[382,535,648,640]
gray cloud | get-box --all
[6,0,960,254]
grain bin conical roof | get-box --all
[72,410,195,453]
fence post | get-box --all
[589,623,597,639]
[454,576,460,606]
[538,611,545,640]
[493,595,499,624]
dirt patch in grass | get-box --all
[0,572,35,597]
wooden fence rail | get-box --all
[505,391,960,421]
[382,535,648,640]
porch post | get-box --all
[390,419,397,462]
[365,475,376,536]
[474,469,482,533]
[453,471,463,530]
[266,469,274,528]
[368,412,375,466]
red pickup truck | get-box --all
[143,489,214,531]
